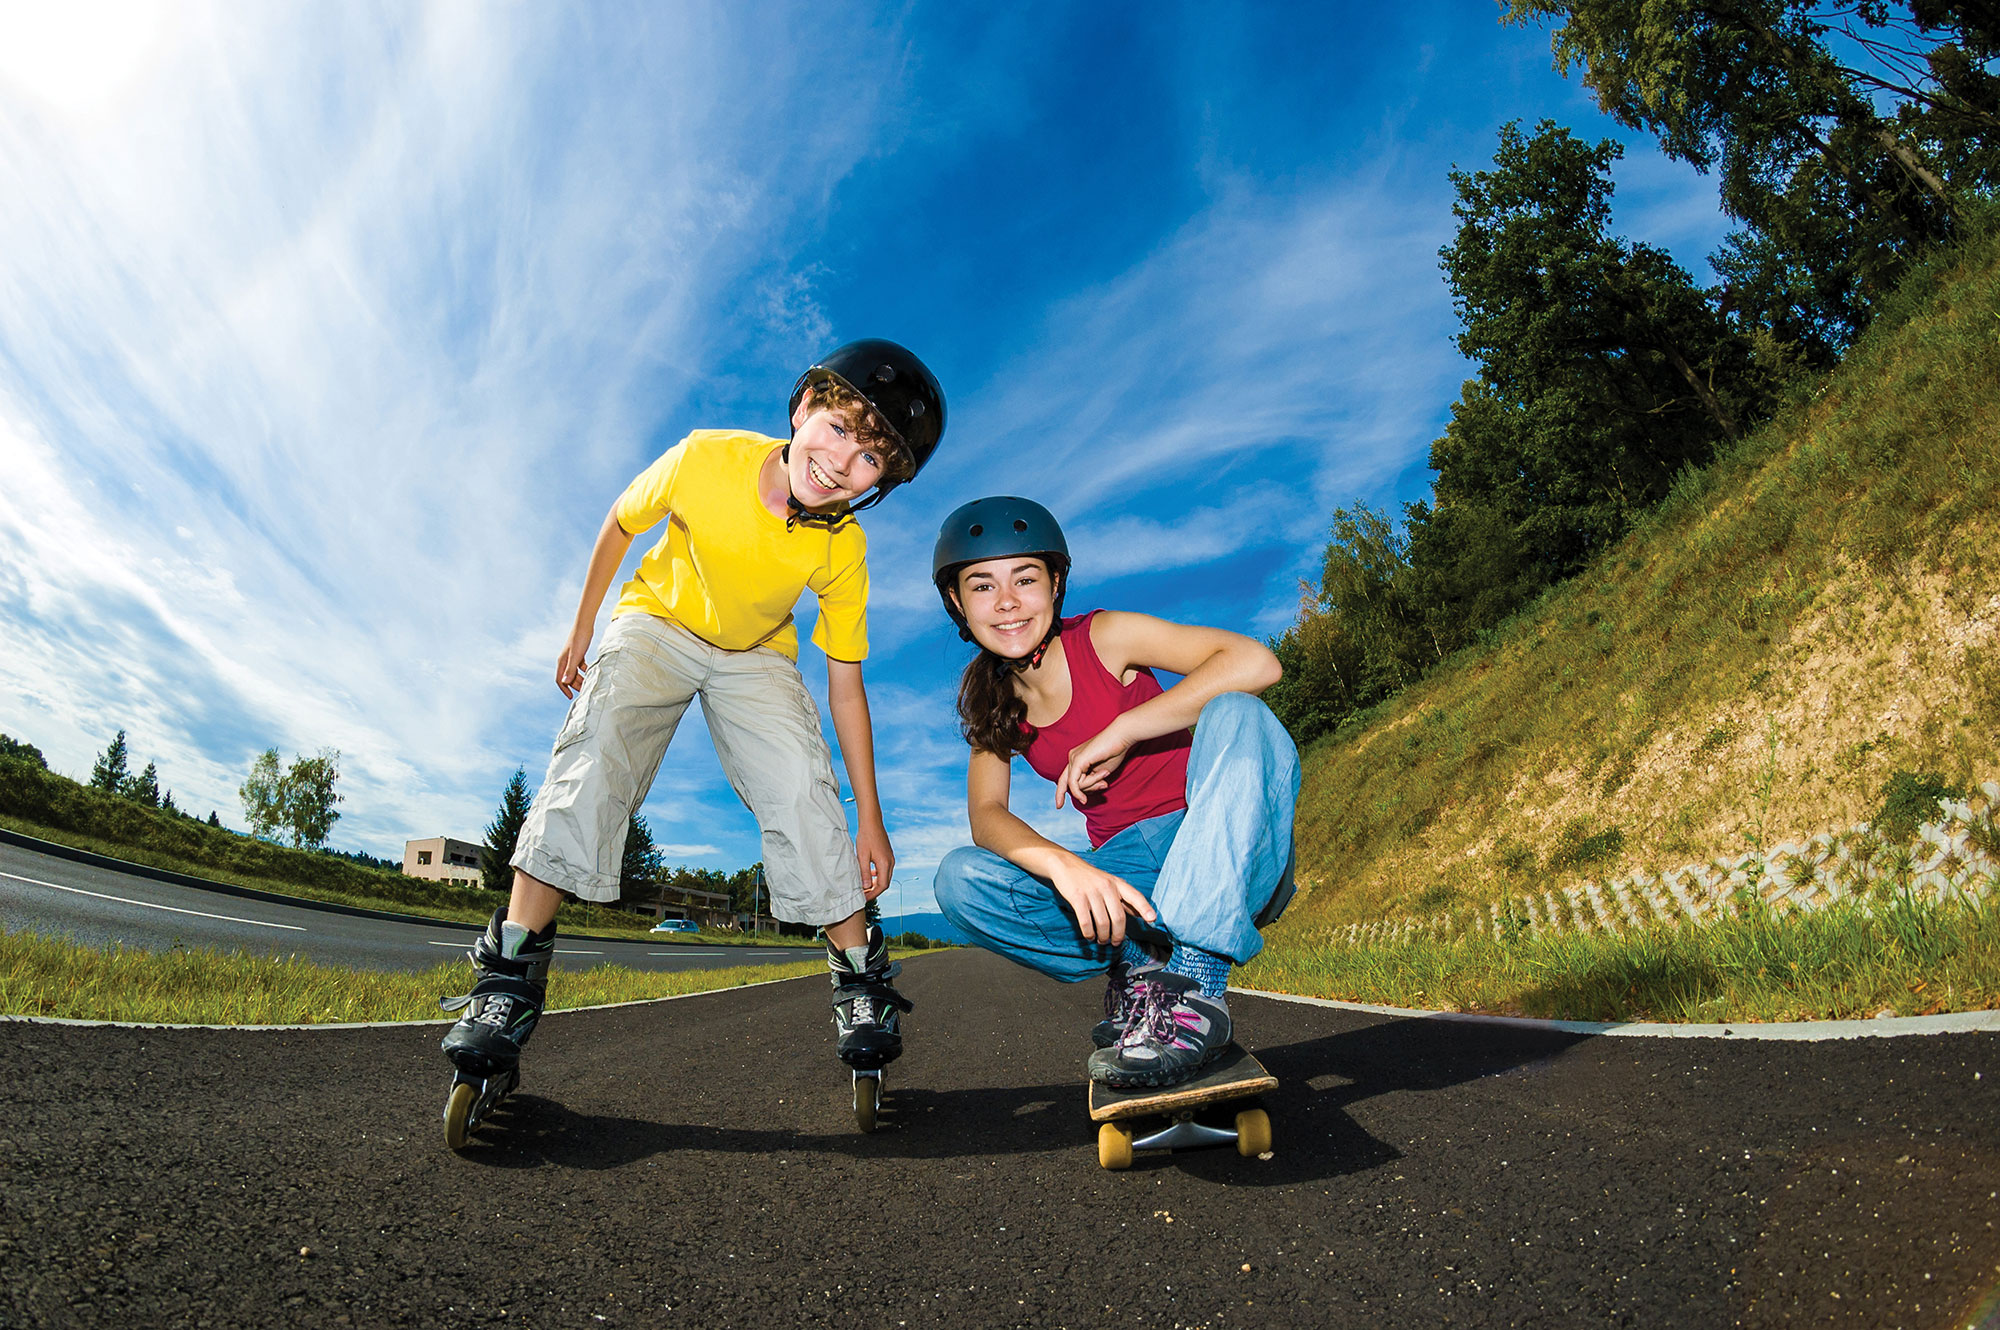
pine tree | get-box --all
[90,730,131,794]
[620,812,662,896]
[206,810,222,828]
[481,768,532,893]
[129,761,161,807]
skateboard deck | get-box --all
[1088,1044,1276,1168]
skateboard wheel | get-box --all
[444,1080,476,1151]
[1235,1107,1271,1157]
[1098,1122,1134,1170]
[854,1075,880,1133]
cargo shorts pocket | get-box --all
[551,647,619,755]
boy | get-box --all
[442,339,945,1091]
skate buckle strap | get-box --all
[832,978,914,1014]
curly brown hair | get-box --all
[803,380,916,484]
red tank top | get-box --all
[1023,611,1192,847]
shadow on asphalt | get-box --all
[446,1015,1596,1188]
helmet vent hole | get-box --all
[969,524,984,538]
[1012,519,1027,533]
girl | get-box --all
[929,496,1300,1089]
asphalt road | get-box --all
[0,837,816,974]
[3,948,1997,1329]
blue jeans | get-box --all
[932,692,1300,982]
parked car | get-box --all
[650,918,700,935]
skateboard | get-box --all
[1087,1043,1276,1169]
[443,1068,518,1150]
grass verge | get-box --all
[0,927,828,1025]
[1241,893,2000,1023]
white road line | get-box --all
[558,949,604,956]
[0,870,307,931]
[648,950,729,957]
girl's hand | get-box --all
[856,818,895,901]
[1049,857,1156,946]
[556,626,594,698]
[1055,727,1131,809]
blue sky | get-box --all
[0,2,1731,921]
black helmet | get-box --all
[932,496,1070,645]
[789,339,945,511]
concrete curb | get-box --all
[1237,987,2000,1040]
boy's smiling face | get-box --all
[951,556,1058,658]
[785,396,888,512]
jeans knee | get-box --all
[932,846,989,923]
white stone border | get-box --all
[1237,987,2000,1040]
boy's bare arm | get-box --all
[556,507,637,697]
[826,657,894,900]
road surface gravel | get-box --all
[3,948,1996,1328]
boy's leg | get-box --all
[444,615,698,1077]
[1087,692,1299,1088]
[697,648,900,1066]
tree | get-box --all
[1504,0,2000,358]
[206,810,222,829]
[482,768,532,893]
[0,733,46,768]
[129,761,161,808]
[620,812,662,897]
[1424,121,1764,609]
[279,749,343,849]
[240,749,286,840]
[160,789,179,816]
[90,730,131,794]
[239,747,344,848]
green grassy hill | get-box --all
[1267,223,2000,947]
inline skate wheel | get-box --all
[444,1081,476,1150]
[853,1074,880,1133]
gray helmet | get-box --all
[932,496,1070,643]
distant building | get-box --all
[403,836,484,888]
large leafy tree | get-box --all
[239,747,344,848]
[482,768,532,892]
[0,733,46,768]
[1504,0,2000,359]
[1425,120,1762,614]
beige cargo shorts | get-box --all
[511,613,864,924]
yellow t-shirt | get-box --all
[610,430,869,662]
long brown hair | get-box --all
[957,649,1034,756]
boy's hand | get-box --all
[1049,857,1155,946]
[1055,726,1131,809]
[556,626,594,698]
[856,819,895,901]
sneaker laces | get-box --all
[1118,977,1189,1049]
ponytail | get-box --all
[957,651,1034,757]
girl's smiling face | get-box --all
[952,556,1058,658]
[787,402,887,510]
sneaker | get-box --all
[1090,959,1155,1050]
[828,924,914,1071]
[1086,969,1232,1089]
